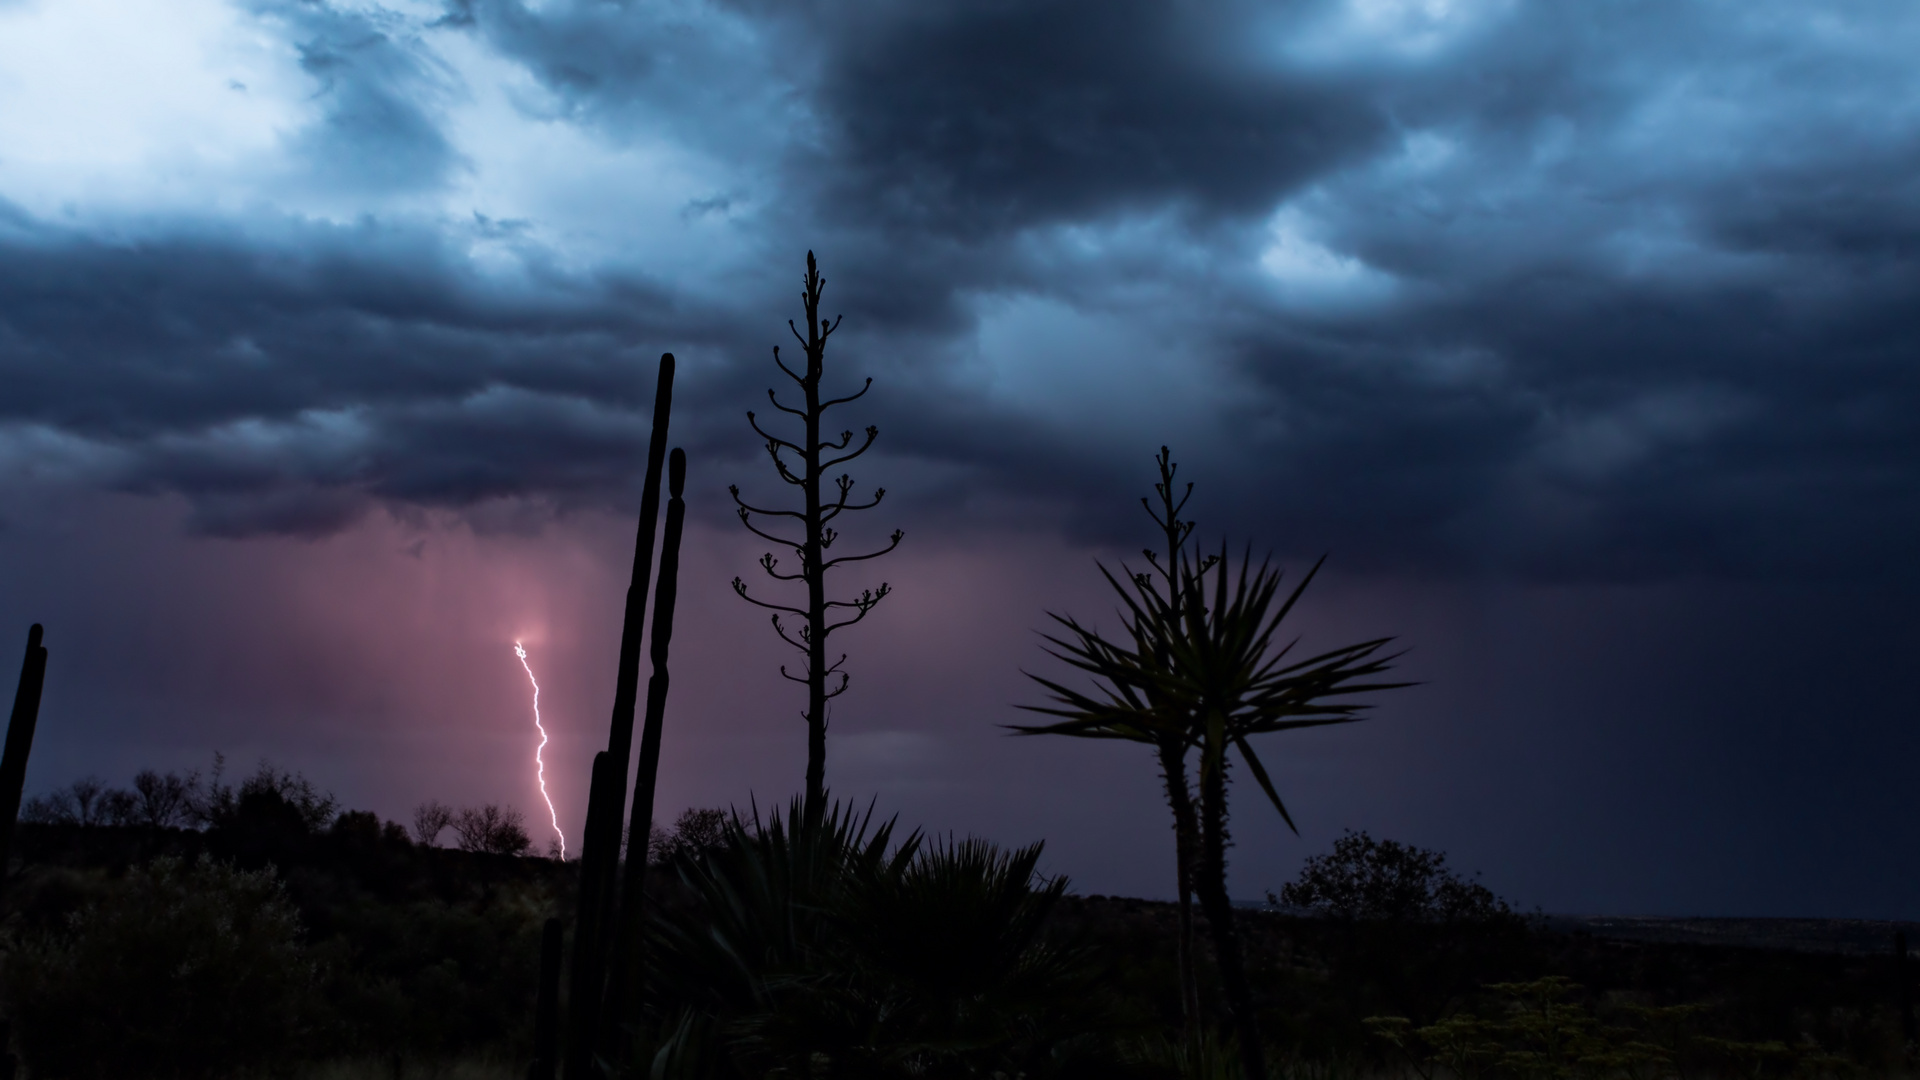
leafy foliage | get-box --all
[1365,978,1859,1080]
[648,806,731,866]
[2,854,318,1078]
[1275,831,1519,927]
[452,803,533,856]
[414,798,456,846]
[129,767,200,828]
[198,754,341,832]
[640,797,1104,1078]
[21,776,128,826]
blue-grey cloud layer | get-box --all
[3,0,1917,581]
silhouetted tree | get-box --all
[452,803,532,856]
[731,252,902,815]
[1014,448,1210,1043]
[648,807,731,866]
[1275,830,1517,926]
[413,799,455,847]
[1018,450,1407,1080]
[131,769,199,829]
[194,756,338,832]
[1275,830,1524,1023]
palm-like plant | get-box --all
[1016,452,1408,1080]
[1018,448,1212,1040]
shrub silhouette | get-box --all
[640,797,1102,1076]
[647,806,730,866]
[452,803,532,856]
[2,854,317,1078]
[1276,830,1518,927]
[196,756,339,831]
[413,798,455,846]
[21,776,121,826]
[130,768,199,828]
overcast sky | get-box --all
[2,0,1916,916]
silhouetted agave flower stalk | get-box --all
[1016,452,1408,1080]
[731,252,903,820]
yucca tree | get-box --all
[1017,456,1407,1080]
[1018,448,1210,1038]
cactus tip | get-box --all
[27,623,42,647]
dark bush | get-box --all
[648,806,730,866]
[1275,830,1517,926]
[413,799,455,846]
[21,777,131,827]
[2,854,318,1078]
[451,803,532,856]
[644,799,1105,1077]
[130,768,199,828]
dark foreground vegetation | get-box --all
[0,770,1912,1079]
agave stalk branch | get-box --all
[731,253,902,818]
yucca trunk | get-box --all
[1194,717,1266,1080]
[1157,737,1203,1043]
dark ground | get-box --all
[3,822,1914,1075]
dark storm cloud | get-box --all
[5,0,1919,579]
[809,0,1387,237]
[0,210,746,533]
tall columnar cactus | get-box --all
[0,623,50,890]
[563,751,620,1077]
[528,917,563,1080]
[602,355,676,792]
[0,623,49,1080]
[562,354,676,1080]
[601,447,688,1065]
[1897,930,1915,1050]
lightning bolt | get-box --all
[514,641,566,859]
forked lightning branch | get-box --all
[514,642,566,859]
